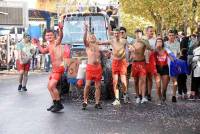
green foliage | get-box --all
[120,0,200,34]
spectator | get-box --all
[177,48,188,99]
[165,30,181,102]
[189,41,200,100]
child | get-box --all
[177,48,188,99]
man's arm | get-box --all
[33,39,49,54]
[143,39,152,50]
[56,15,64,46]
[177,42,181,57]
[98,40,111,45]
[83,23,89,47]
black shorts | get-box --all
[156,65,169,76]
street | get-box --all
[0,73,200,134]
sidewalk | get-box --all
[0,69,48,80]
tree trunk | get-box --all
[155,20,162,35]
[149,10,162,35]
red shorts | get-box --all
[132,61,147,77]
[112,59,127,75]
[86,64,102,82]
[16,60,30,71]
[146,52,157,76]
[49,66,65,81]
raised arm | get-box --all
[98,40,111,45]
[83,23,89,47]
[56,15,64,46]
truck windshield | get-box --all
[62,15,108,44]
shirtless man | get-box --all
[129,39,152,104]
[34,16,69,112]
[82,24,103,110]
[100,28,128,106]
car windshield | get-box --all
[62,15,108,44]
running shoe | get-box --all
[22,87,27,91]
[82,102,87,110]
[136,97,141,104]
[141,97,148,104]
[112,99,120,106]
[18,85,22,91]
[188,95,195,100]
[172,96,177,103]
[147,95,152,101]
[47,104,55,111]
[51,103,64,112]
[95,103,102,109]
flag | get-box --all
[169,53,190,76]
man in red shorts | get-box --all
[34,15,69,112]
[16,34,35,92]
[129,40,152,104]
[82,23,103,110]
[100,28,128,106]
[145,26,157,101]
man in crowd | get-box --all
[145,26,157,101]
[34,15,69,112]
[129,39,152,104]
[82,23,103,110]
[16,34,35,92]
[120,27,131,98]
[165,30,181,102]
[100,28,128,106]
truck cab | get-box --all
[60,12,114,99]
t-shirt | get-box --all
[155,50,168,66]
[193,46,200,77]
[148,38,156,50]
[165,41,180,57]
[16,41,35,60]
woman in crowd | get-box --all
[154,38,171,105]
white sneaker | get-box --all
[141,97,148,104]
[136,97,141,104]
[112,99,120,106]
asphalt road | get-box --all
[0,73,200,134]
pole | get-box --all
[7,34,10,71]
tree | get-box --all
[120,12,153,36]
[120,0,200,35]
